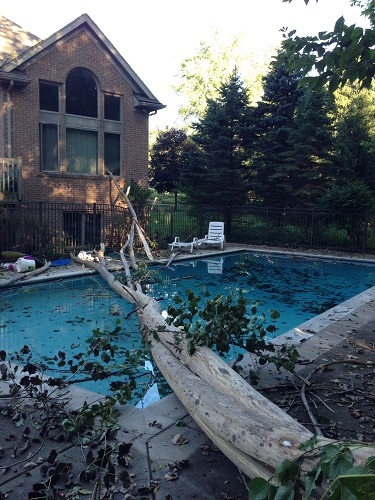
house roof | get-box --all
[0,14,165,112]
[0,16,41,64]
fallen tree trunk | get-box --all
[71,255,375,481]
[108,173,153,262]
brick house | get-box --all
[0,14,165,205]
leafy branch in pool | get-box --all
[166,287,300,382]
[3,320,162,406]
[0,322,161,498]
[0,320,162,450]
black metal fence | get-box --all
[144,205,375,254]
[1,202,375,259]
[0,202,129,259]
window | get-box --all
[39,69,123,175]
[104,94,121,121]
[66,69,98,118]
[63,212,102,246]
[40,82,59,112]
[104,133,120,175]
[66,129,98,174]
[40,123,59,171]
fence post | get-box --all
[93,203,97,245]
[170,207,174,239]
[16,157,22,200]
[38,201,43,254]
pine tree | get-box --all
[251,52,304,207]
[182,70,253,232]
[251,52,336,207]
[283,87,336,206]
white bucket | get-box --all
[14,257,36,273]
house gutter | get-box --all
[7,80,14,159]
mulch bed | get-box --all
[260,324,375,444]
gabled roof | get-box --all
[0,16,40,65]
[0,14,165,112]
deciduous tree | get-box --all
[149,128,191,208]
[173,30,267,124]
[333,85,375,191]
[282,0,375,90]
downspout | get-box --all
[7,80,14,159]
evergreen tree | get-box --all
[283,87,336,206]
[182,70,253,232]
[251,52,304,206]
[251,52,336,207]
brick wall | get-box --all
[5,29,150,204]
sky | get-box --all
[1,0,369,130]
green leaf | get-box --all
[336,474,375,500]
[326,450,354,482]
[101,352,111,363]
[305,464,322,498]
[299,436,317,452]
[248,477,276,499]
[274,482,295,500]
[275,459,298,484]
[320,444,342,477]
[266,325,277,333]
[350,26,364,41]
[328,74,340,93]
[334,16,346,34]
[270,310,280,320]
[327,485,341,500]
[62,419,76,433]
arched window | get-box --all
[66,68,97,117]
[65,68,98,174]
[40,68,122,176]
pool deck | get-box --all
[0,245,375,498]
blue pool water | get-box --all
[0,276,158,405]
[148,251,375,337]
[1,251,375,401]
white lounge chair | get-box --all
[169,237,198,253]
[197,221,225,250]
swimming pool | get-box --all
[0,275,163,406]
[1,251,375,403]
[148,251,375,337]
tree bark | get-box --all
[108,173,154,261]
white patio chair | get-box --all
[197,221,225,250]
[168,236,198,253]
